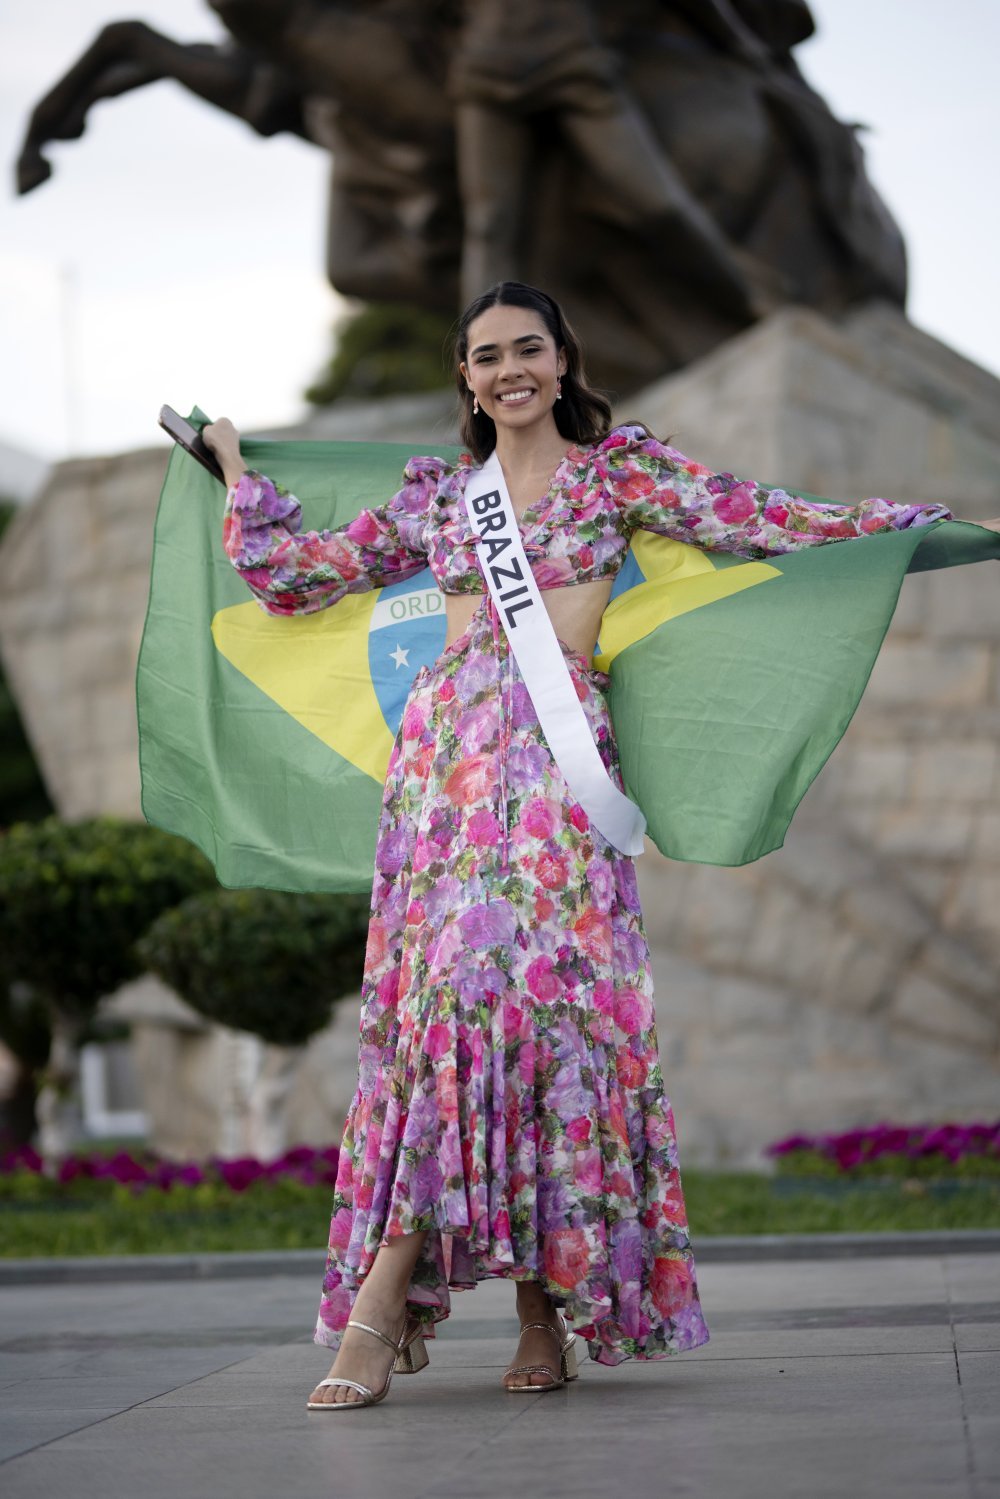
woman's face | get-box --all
[460,305,567,435]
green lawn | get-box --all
[2,1170,999,1259]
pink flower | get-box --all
[318,1281,353,1328]
[526,955,563,1002]
[566,1116,592,1145]
[616,1049,648,1090]
[346,510,379,545]
[615,985,652,1035]
[438,1065,459,1122]
[650,1256,694,1316]
[573,908,612,963]
[534,892,555,922]
[569,803,590,833]
[762,498,789,528]
[544,1229,592,1291]
[619,470,656,502]
[712,484,757,525]
[593,979,615,1015]
[366,918,388,967]
[424,1021,452,1060]
[532,557,573,589]
[402,702,426,739]
[444,753,497,807]
[574,1152,603,1194]
[645,1113,674,1149]
[467,808,501,846]
[376,970,399,1009]
[535,851,568,890]
[501,999,524,1044]
[522,797,556,840]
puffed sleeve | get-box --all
[223,456,444,615]
[596,425,952,559]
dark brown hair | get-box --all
[454,282,613,462]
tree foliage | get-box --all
[0,818,215,1020]
[137,888,370,1047]
[305,302,455,406]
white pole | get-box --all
[59,264,81,457]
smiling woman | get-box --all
[193,275,1000,1414]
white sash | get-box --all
[463,451,646,857]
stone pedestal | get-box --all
[625,303,1000,1164]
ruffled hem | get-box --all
[315,1220,709,1365]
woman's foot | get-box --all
[502,1286,571,1391]
[308,1228,429,1408]
[308,1296,410,1407]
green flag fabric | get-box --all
[137,426,998,892]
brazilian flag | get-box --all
[137,420,999,893]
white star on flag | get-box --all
[390,643,410,669]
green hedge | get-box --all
[137,888,370,1046]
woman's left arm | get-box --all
[597,427,995,557]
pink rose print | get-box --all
[545,1229,592,1291]
[525,955,563,1002]
[522,797,557,839]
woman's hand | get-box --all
[203,417,247,489]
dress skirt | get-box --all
[314,606,709,1365]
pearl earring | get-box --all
[472,393,479,415]
[556,378,562,400]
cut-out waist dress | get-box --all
[223,424,949,1363]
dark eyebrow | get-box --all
[469,333,545,356]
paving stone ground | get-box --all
[0,1248,997,1499]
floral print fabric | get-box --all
[316,618,704,1362]
[224,425,951,618]
[224,427,951,1365]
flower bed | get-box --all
[0,1143,340,1195]
[766,1121,1000,1179]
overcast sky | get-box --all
[1,0,997,462]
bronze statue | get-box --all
[16,1,907,392]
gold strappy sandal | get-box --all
[307,1318,428,1411]
[502,1315,579,1393]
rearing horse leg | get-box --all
[16,20,266,195]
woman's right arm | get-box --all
[204,418,438,616]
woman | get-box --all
[204,281,981,1411]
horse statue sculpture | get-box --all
[16,0,907,392]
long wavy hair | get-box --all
[454,282,613,463]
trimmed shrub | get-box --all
[137,888,370,1047]
[0,817,215,1021]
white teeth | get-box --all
[498,390,534,403]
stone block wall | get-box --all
[628,304,1000,1164]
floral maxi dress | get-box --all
[223,425,950,1365]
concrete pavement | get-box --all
[0,1245,997,1499]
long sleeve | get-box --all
[596,426,952,559]
[223,456,444,615]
